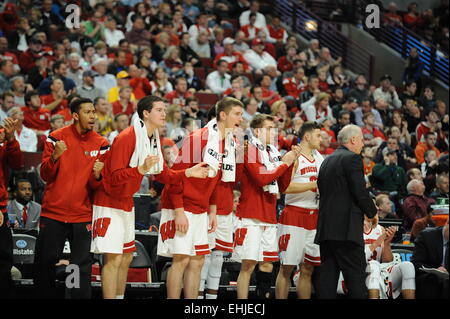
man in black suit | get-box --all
[315,124,377,299]
[411,219,449,299]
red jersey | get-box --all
[362,126,386,141]
[163,127,224,214]
[267,25,286,41]
[277,56,294,73]
[0,139,23,212]
[40,124,110,223]
[112,100,134,117]
[213,52,249,72]
[40,94,69,115]
[21,106,51,131]
[210,181,235,215]
[282,77,306,98]
[94,126,185,212]
[240,25,261,39]
[236,144,293,224]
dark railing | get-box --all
[274,0,375,83]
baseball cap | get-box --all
[116,70,131,79]
[251,38,264,46]
[223,37,235,45]
[82,70,98,78]
[379,74,392,82]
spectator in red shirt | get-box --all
[383,2,403,26]
[266,16,288,44]
[213,37,250,72]
[277,45,298,73]
[0,37,19,72]
[402,179,435,231]
[259,74,281,106]
[403,2,423,31]
[318,130,335,156]
[112,87,135,118]
[21,90,51,134]
[317,70,330,93]
[282,66,307,99]
[19,38,45,74]
[361,112,386,147]
[164,77,193,107]
[128,64,154,100]
[240,13,261,41]
[40,78,69,115]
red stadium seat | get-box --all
[199,57,213,69]
[194,67,206,80]
[195,92,220,108]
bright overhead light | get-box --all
[305,20,318,32]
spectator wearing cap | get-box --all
[179,33,201,66]
[373,74,402,110]
[19,37,45,74]
[188,13,214,42]
[415,132,441,165]
[21,90,51,134]
[348,74,370,104]
[111,86,135,118]
[402,179,435,231]
[125,16,152,48]
[243,38,277,73]
[104,17,125,48]
[240,13,261,41]
[78,71,104,101]
[206,60,232,95]
[107,71,136,103]
[0,61,14,95]
[213,37,250,72]
[67,53,84,88]
[239,1,267,29]
[165,77,193,107]
[354,98,384,130]
[371,148,407,196]
[265,16,288,44]
[7,106,37,152]
[234,31,250,53]
[93,59,117,97]
[40,78,70,116]
[37,60,76,96]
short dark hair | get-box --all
[25,90,39,105]
[338,110,351,120]
[14,179,32,192]
[298,121,320,139]
[114,113,128,121]
[70,97,93,114]
[216,59,228,67]
[308,75,318,83]
[216,97,244,121]
[250,114,274,129]
[94,96,105,106]
[52,60,66,72]
[137,95,166,119]
[424,131,436,139]
[207,104,216,122]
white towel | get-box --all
[203,119,236,182]
[249,133,283,194]
[129,116,164,175]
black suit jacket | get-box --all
[315,146,377,247]
[411,227,445,273]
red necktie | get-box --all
[22,206,28,226]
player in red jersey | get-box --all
[157,97,244,299]
[234,114,300,299]
[275,122,324,299]
[91,96,209,299]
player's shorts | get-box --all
[157,209,210,257]
[233,218,278,262]
[90,205,136,254]
[277,206,320,266]
[208,213,234,252]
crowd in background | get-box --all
[0,0,448,242]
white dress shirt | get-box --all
[243,49,277,71]
[239,10,267,29]
[206,71,231,94]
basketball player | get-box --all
[157,97,244,299]
[91,96,209,299]
[234,114,301,299]
[337,213,416,299]
[35,98,109,299]
[275,122,324,299]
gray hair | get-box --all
[407,179,421,194]
[68,53,80,60]
[7,106,21,117]
[337,124,362,145]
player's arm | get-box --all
[40,135,62,184]
[282,160,317,194]
[381,226,396,263]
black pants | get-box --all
[33,216,93,299]
[0,213,13,299]
[317,240,368,299]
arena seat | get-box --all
[12,234,37,265]
[199,57,213,68]
[195,92,220,107]
[194,67,206,80]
